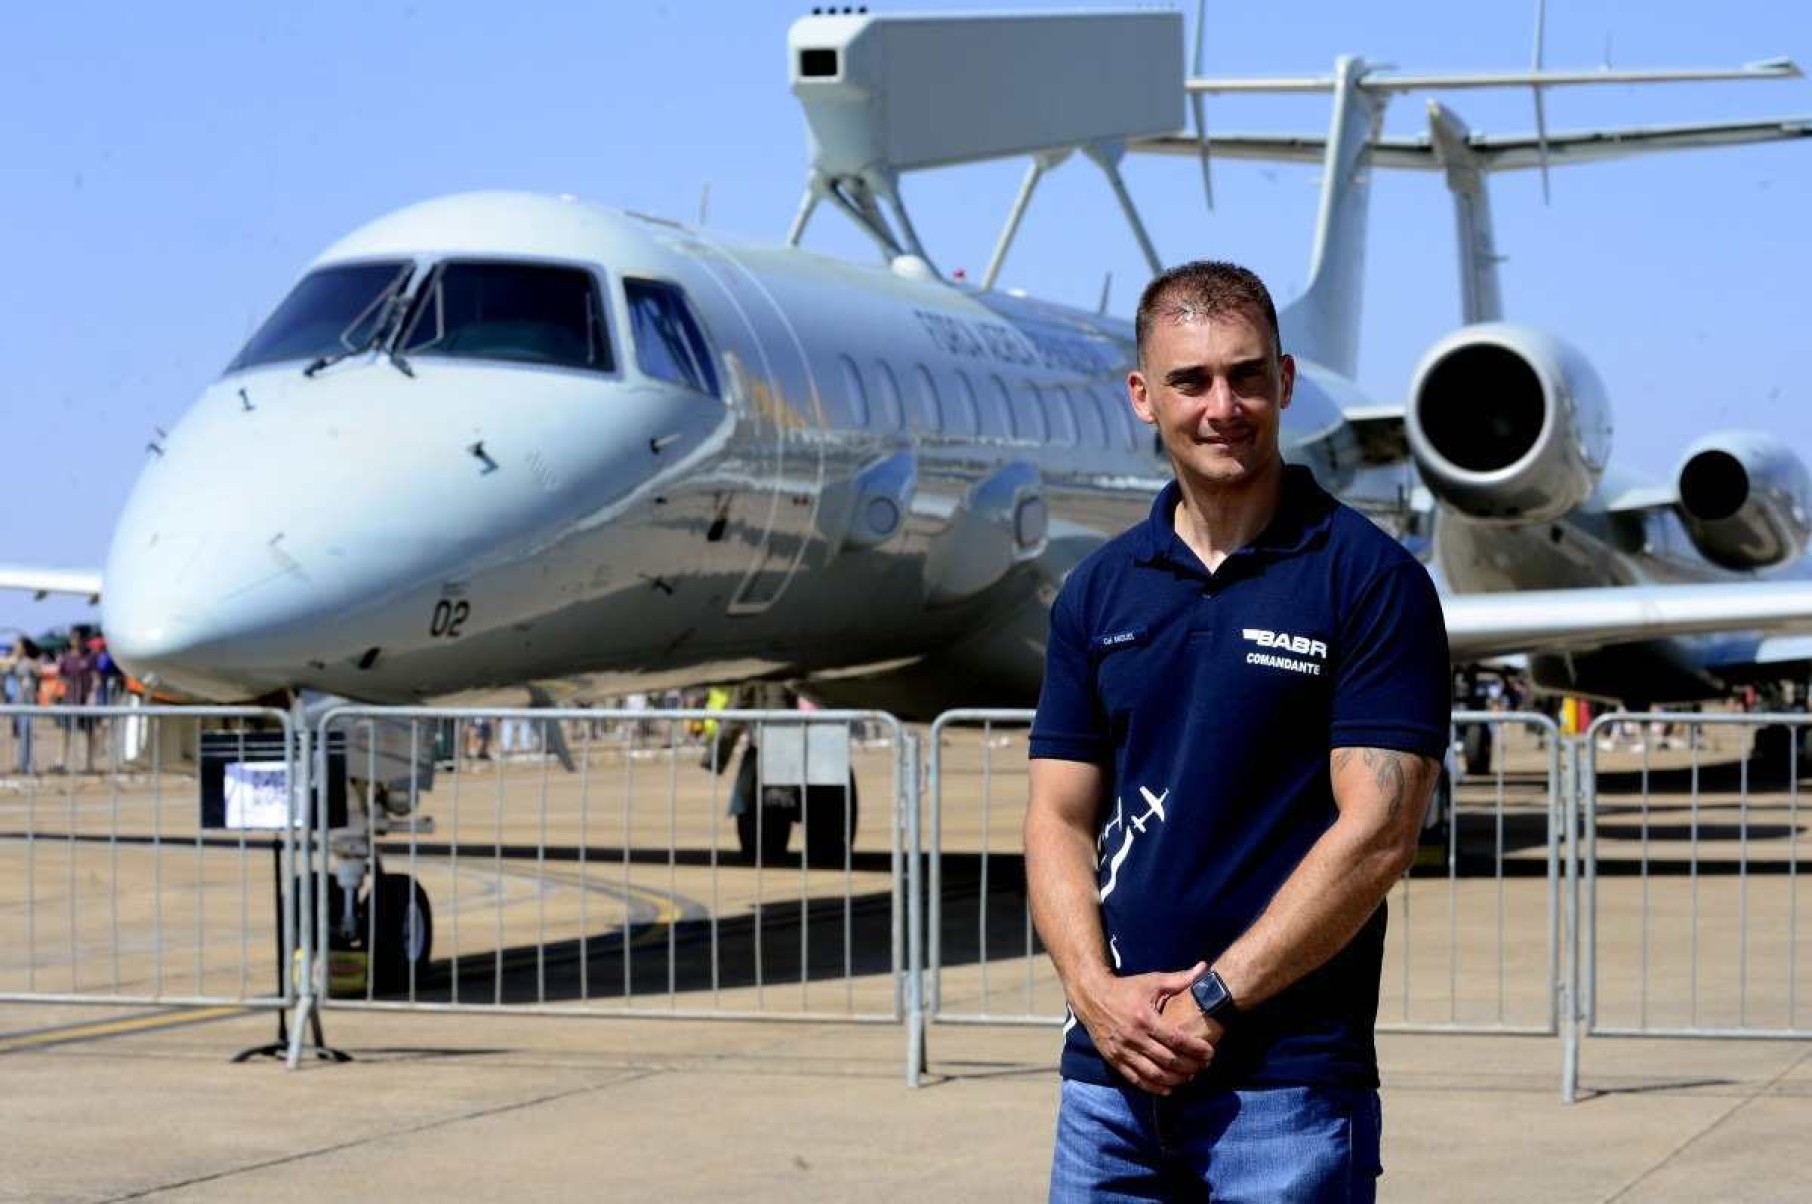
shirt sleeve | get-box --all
[1330,558,1450,758]
[1029,583,1111,763]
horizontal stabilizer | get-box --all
[0,566,103,604]
[1444,579,1812,663]
[1135,116,1812,171]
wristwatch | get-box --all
[1189,968,1238,1025]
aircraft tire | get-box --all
[802,776,859,868]
[291,873,347,950]
[291,874,360,997]
[370,873,433,996]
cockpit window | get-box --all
[398,261,613,373]
[624,279,719,397]
[227,261,411,373]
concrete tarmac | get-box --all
[4,1001,1812,1202]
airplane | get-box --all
[6,8,1812,980]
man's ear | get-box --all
[1128,369,1157,425]
[1277,353,1296,410]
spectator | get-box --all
[91,636,122,705]
[464,716,494,762]
[3,638,39,773]
[57,637,98,772]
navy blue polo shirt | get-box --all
[1030,464,1449,1091]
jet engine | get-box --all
[1674,431,1812,570]
[1406,323,1612,522]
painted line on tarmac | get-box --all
[0,1005,246,1054]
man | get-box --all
[1026,261,1449,1200]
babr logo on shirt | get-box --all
[1241,628,1328,659]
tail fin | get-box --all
[1426,100,1504,324]
[1160,51,1801,371]
[1278,57,1383,378]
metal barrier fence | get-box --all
[8,696,1807,1103]
[926,709,1054,1028]
[311,707,913,1032]
[1384,711,1565,1038]
[922,710,1568,1077]
[1581,712,1812,1051]
[0,704,299,1015]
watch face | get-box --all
[1191,971,1231,1017]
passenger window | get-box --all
[911,364,943,431]
[871,361,904,430]
[622,278,719,395]
[1049,385,1080,447]
[950,371,981,437]
[1012,382,1049,443]
[982,375,1014,438]
[400,260,613,373]
[1077,385,1110,448]
[838,355,870,427]
[1088,383,1136,450]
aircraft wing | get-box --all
[1133,115,1812,171]
[0,566,104,604]
[1443,580,1812,662]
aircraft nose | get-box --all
[102,531,307,699]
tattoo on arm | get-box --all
[1331,747,1422,821]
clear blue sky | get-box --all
[4,0,1810,638]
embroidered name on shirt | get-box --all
[1097,628,1144,649]
[1242,628,1328,676]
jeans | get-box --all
[1050,1079,1382,1203]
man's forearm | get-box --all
[1212,817,1408,1007]
[1025,806,1113,1005]
[1214,750,1438,1009]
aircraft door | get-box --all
[684,242,825,615]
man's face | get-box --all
[1128,304,1294,491]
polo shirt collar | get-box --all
[1132,463,1335,571]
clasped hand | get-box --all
[1076,961,1224,1095]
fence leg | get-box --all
[906,732,926,1087]
[285,716,350,1067]
[1561,736,1582,1103]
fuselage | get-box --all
[101,191,1366,710]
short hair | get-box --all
[1134,260,1282,365]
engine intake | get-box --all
[1407,324,1612,523]
[1675,432,1812,570]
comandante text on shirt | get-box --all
[1246,650,1322,675]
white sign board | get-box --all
[760,723,852,789]
[223,760,293,831]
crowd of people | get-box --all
[3,625,128,774]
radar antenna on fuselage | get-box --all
[783,9,1184,282]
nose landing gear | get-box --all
[318,781,435,998]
